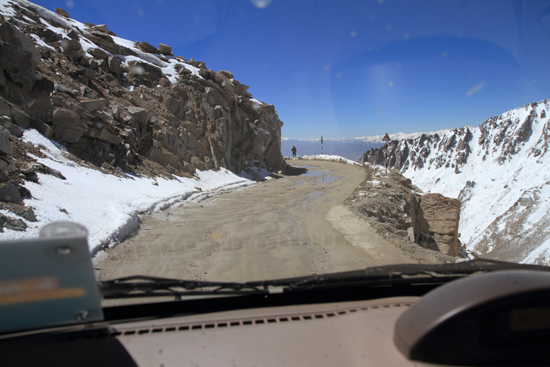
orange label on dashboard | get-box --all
[0,277,86,305]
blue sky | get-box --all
[34,0,550,139]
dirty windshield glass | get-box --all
[0,0,549,299]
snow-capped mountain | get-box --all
[281,129,449,160]
[363,100,550,264]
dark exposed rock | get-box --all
[0,125,13,155]
[0,182,22,204]
[0,212,27,232]
[0,202,37,222]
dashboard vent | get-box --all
[52,302,412,342]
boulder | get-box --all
[9,108,31,129]
[416,193,461,256]
[191,156,205,171]
[158,43,173,55]
[218,70,234,79]
[87,33,118,54]
[165,97,184,118]
[0,116,23,138]
[148,141,179,168]
[108,56,122,77]
[28,96,55,123]
[87,47,108,60]
[80,98,108,112]
[54,8,70,18]
[135,41,160,54]
[86,127,123,145]
[31,118,54,138]
[92,24,108,33]
[52,108,88,143]
[0,203,37,222]
[0,22,41,64]
[59,38,83,58]
[52,108,87,130]
[0,126,13,155]
[0,43,35,93]
[127,106,149,127]
[213,72,229,84]
[0,183,21,204]
[0,213,27,231]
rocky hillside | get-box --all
[346,164,461,260]
[362,100,550,264]
[0,0,288,230]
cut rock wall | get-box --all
[0,1,288,231]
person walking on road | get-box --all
[291,145,297,158]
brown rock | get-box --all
[80,98,108,112]
[92,24,108,33]
[88,47,108,60]
[218,70,234,79]
[158,43,173,55]
[55,8,70,18]
[135,41,160,54]
[415,193,461,256]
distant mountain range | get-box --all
[281,130,450,160]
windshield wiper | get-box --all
[98,276,273,300]
[99,259,550,300]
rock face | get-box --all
[0,0,288,232]
[361,100,550,264]
[414,193,461,256]
[346,165,463,258]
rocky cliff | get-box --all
[361,100,550,264]
[0,1,288,230]
[347,164,461,258]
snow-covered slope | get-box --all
[364,100,550,264]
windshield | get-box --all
[0,0,549,303]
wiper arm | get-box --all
[98,276,271,300]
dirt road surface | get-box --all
[97,160,441,284]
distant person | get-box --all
[291,145,297,158]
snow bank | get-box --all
[291,155,361,166]
[0,130,262,256]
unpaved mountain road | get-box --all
[97,160,443,284]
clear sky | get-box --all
[32,0,550,139]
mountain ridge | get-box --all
[362,100,550,264]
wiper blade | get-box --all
[99,260,550,300]
[270,259,550,289]
[98,276,271,300]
